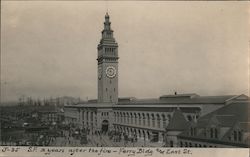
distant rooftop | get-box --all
[64,94,249,108]
[178,101,250,147]
[117,94,248,105]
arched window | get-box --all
[214,128,218,138]
[130,113,133,124]
[152,114,155,127]
[210,128,214,138]
[238,131,242,141]
[156,114,160,128]
[204,128,207,137]
[187,115,192,121]
[82,112,85,120]
[123,113,126,123]
[233,131,237,141]
[185,142,188,147]
[120,113,123,123]
[162,114,167,128]
[147,114,150,126]
[194,128,197,136]
[138,113,141,125]
[114,112,116,122]
[142,113,146,126]
[180,141,183,147]
[167,115,171,122]
[126,112,129,124]
[189,142,192,147]
[170,141,174,147]
[90,112,93,121]
[134,113,137,125]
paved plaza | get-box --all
[49,129,163,147]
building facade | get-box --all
[64,13,249,146]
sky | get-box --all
[1,1,249,102]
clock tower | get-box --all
[97,13,118,103]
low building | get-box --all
[177,101,250,148]
[64,94,248,145]
[165,109,191,147]
[38,111,60,123]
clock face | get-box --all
[106,66,116,78]
[98,67,102,79]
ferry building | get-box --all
[64,13,248,144]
